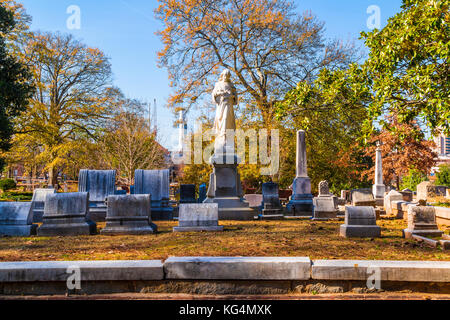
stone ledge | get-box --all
[0,260,164,282]
[435,206,450,220]
[312,260,450,282]
[1,258,449,285]
[164,257,311,280]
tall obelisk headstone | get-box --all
[203,69,255,220]
[286,130,313,216]
[372,143,385,199]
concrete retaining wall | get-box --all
[0,257,449,295]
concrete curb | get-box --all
[0,260,164,282]
[312,260,450,282]
[0,258,449,283]
[164,256,311,280]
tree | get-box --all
[362,116,436,190]
[0,3,34,170]
[275,66,372,193]
[399,168,427,191]
[101,112,167,186]
[13,32,114,186]
[359,0,449,135]
[436,164,450,188]
[155,0,358,128]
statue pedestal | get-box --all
[286,176,313,216]
[203,153,256,220]
[372,184,386,199]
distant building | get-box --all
[432,132,450,172]
[171,109,188,165]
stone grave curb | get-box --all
[0,258,449,283]
[311,260,450,282]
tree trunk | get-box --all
[48,166,58,187]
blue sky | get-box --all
[18,0,403,149]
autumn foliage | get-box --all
[362,116,436,189]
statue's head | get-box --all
[219,69,231,82]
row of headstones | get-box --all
[80,169,173,221]
[245,180,344,220]
[0,169,172,236]
[0,189,224,236]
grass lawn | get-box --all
[0,219,449,262]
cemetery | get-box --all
[0,0,449,301]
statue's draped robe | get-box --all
[212,80,237,151]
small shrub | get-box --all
[0,179,16,192]
[436,164,450,188]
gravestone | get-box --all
[261,181,283,218]
[286,130,313,216]
[0,202,36,236]
[37,192,97,236]
[403,205,443,239]
[384,190,404,215]
[101,194,156,235]
[244,194,263,214]
[198,183,207,203]
[401,188,413,202]
[372,145,386,199]
[351,188,376,207]
[173,203,223,232]
[417,181,447,200]
[180,184,196,204]
[133,169,173,220]
[31,188,56,222]
[78,169,116,222]
[340,206,381,238]
[313,181,338,220]
[391,200,411,219]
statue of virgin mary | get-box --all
[212,69,237,153]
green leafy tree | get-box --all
[359,0,449,135]
[0,3,34,170]
[399,168,428,191]
[436,164,450,187]
[275,66,372,193]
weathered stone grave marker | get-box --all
[133,169,173,220]
[340,206,381,238]
[101,194,156,235]
[0,202,36,236]
[173,203,223,232]
[286,130,313,216]
[37,192,96,236]
[313,181,338,220]
[78,169,116,221]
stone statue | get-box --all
[204,69,254,220]
[212,69,237,152]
